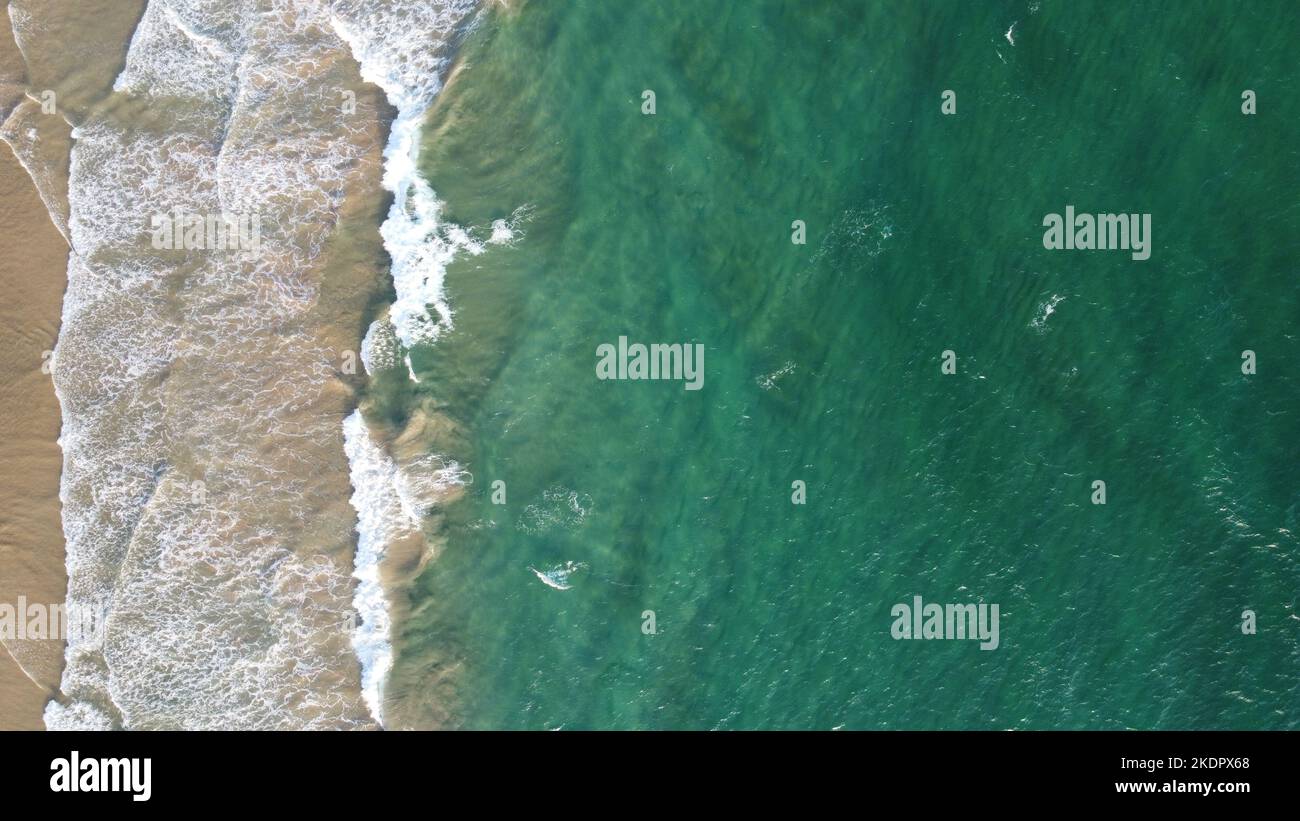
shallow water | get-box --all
[380,0,1299,729]
[2,0,1294,731]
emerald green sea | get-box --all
[378,0,1298,729]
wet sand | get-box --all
[0,140,68,730]
[0,1,69,730]
[19,0,405,728]
[0,0,146,729]
[1,0,448,728]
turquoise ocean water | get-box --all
[376,0,1298,729]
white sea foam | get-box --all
[329,0,480,725]
[341,410,473,721]
[1031,293,1065,331]
[342,410,409,724]
[330,0,482,351]
[23,0,482,731]
[518,486,594,535]
[40,0,432,730]
[529,561,588,591]
[360,317,400,374]
[487,203,535,247]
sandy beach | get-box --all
[0,1,69,730]
[6,0,410,728]
[0,0,147,729]
[0,0,476,729]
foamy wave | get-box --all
[487,203,535,247]
[342,410,415,725]
[1030,294,1065,331]
[360,317,400,374]
[529,561,588,591]
[328,0,480,725]
[395,452,472,521]
[518,486,594,535]
[43,700,115,731]
[31,0,484,731]
[330,0,481,352]
[44,0,405,730]
[342,411,470,725]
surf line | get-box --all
[329,14,459,728]
[329,14,474,377]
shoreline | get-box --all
[0,0,152,729]
[1,0,479,729]
[0,1,71,730]
[335,0,483,728]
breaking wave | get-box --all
[29,0,478,730]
